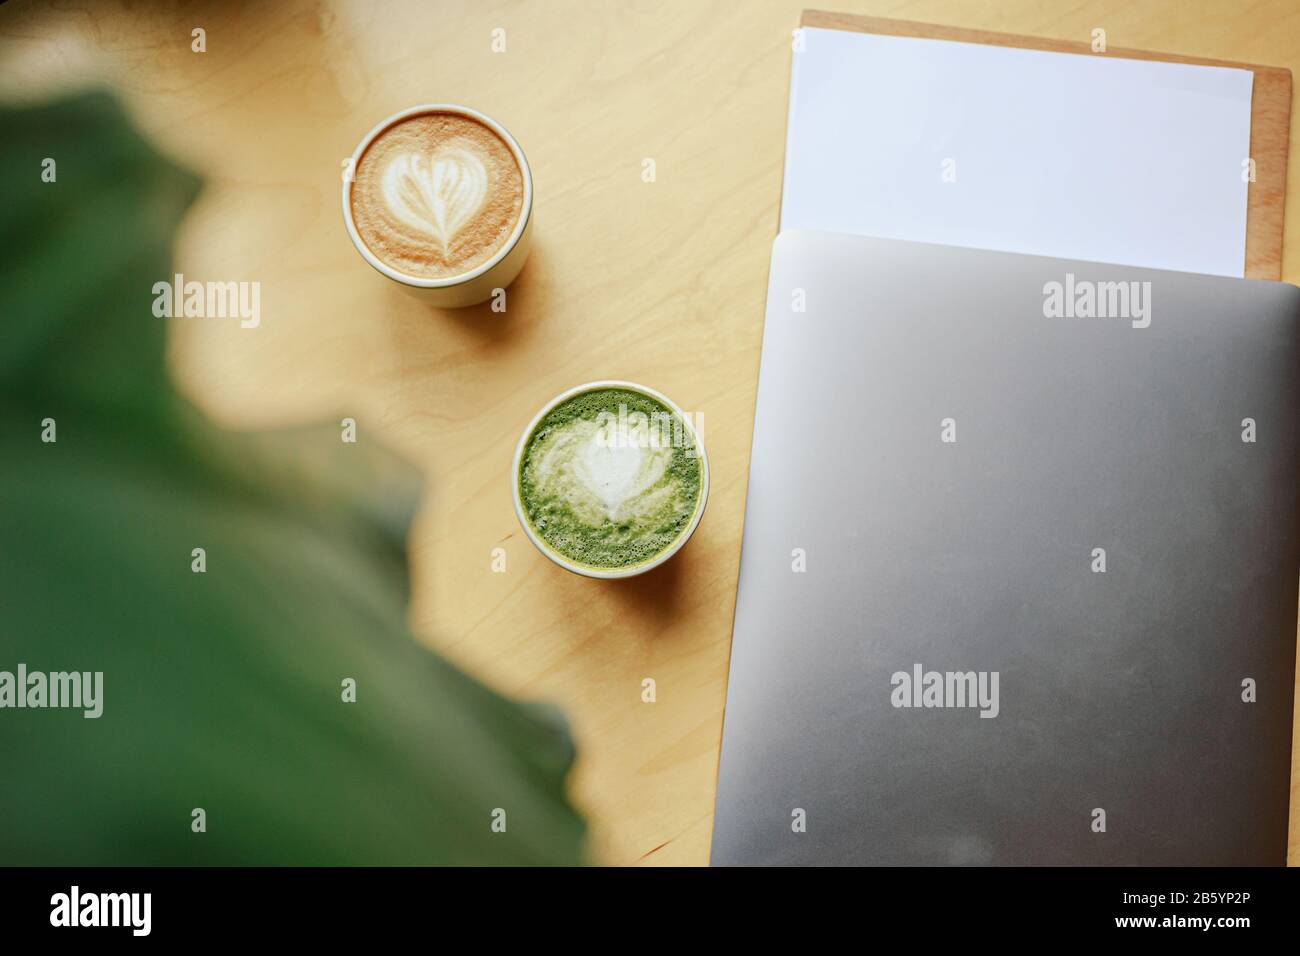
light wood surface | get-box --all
[1,0,1297,867]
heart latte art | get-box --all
[533,420,674,527]
[382,149,488,251]
[518,389,704,570]
[350,111,525,280]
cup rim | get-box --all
[511,380,710,580]
[340,103,534,289]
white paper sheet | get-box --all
[781,28,1255,277]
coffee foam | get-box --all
[350,111,524,280]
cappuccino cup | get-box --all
[342,104,534,308]
[512,381,709,579]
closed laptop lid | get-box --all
[711,231,1300,866]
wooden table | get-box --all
[2,0,1297,866]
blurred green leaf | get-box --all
[0,91,585,865]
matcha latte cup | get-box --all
[512,381,709,579]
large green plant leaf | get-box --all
[0,91,585,865]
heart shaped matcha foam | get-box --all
[518,387,703,570]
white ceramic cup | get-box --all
[341,103,534,308]
[512,380,710,579]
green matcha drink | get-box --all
[514,383,707,576]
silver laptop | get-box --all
[711,231,1300,866]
